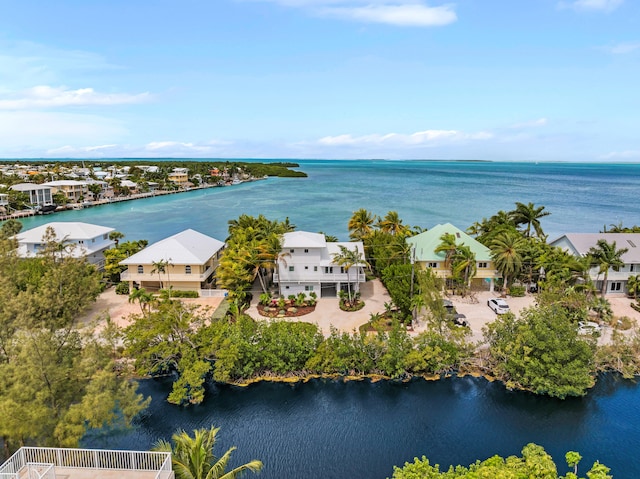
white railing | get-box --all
[199,289,228,298]
[274,271,366,283]
[0,447,173,479]
[26,463,55,479]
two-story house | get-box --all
[43,180,89,202]
[167,168,189,189]
[16,222,115,268]
[119,229,225,292]
[10,183,54,207]
[406,223,500,292]
[273,231,366,298]
[550,233,640,295]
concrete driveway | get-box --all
[245,279,392,336]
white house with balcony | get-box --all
[15,222,115,268]
[273,231,366,298]
[9,183,54,207]
[120,229,225,292]
[550,232,640,295]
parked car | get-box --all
[452,313,468,327]
[578,321,601,335]
[487,298,510,314]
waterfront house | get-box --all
[0,446,173,479]
[43,180,89,202]
[0,192,8,213]
[406,223,500,292]
[168,168,189,188]
[550,233,640,295]
[120,229,225,292]
[9,183,54,207]
[273,231,366,298]
[16,221,115,268]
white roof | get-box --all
[43,180,87,186]
[282,231,327,248]
[10,183,52,191]
[121,229,225,266]
[550,233,640,263]
[17,222,115,243]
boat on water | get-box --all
[36,204,58,215]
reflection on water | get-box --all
[83,375,640,478]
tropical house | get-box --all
[167,168,189,188]
[42,180,89,202]
[550,233,640,295]
[9,183,54,207]
[0,192,8,211]
[406,223,500,292]
[119,229,225,292]
[15,221,115,268]
[273,231,366,298]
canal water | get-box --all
[83,375,640,478]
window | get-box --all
[304,249,309,253]
[137,265,143,274]
[290,249,295,253]
[340,267,345,274]
[314,266,318,272]
[478,262,488,268]
[611,282,622,292]
[289,266,295,272]
[632,264,636,272]
[427,262,438,268]
[91,238,96,243]
[305,285,314,291]
[285,285,290,290]
[325,267,333,274]
[304,266,309,270]
[185,265,191,274]
[103,234,108,240]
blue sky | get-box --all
[1,0,639,161]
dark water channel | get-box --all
[83,375,640,478]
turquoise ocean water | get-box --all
[16,160,640,243]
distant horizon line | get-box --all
[1,157,640,165]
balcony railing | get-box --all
[121,265,214,283]
[0,447,173,479]
[274,271,366,283]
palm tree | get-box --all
[628,274,640,300]
[434,233,457,270]
[510,202,550,239]
[348,209,376,241]
[153,426,262,479]
[588,240,628,297]
[151,258,172,291]
[491,231,526,291]
[333,245,368,305]
[452,245,477,295]
[108,230,125,247]
[129,287,154,316]
[377,211,409,236]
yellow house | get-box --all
[406,223,500,292]
[167,168,189,188]
[120,229,225,292]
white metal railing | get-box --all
[274,271,366,283]
[0,447,173,479]
[199,289,228,297]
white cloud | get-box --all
[46,144,119,155]
[559,0,623,12]
[243,1,457,26]
[605,42,640,54]
[317,129,492,146]
[600,150,640,160]
[145,141,231,154]
[321,3,457,26]
[0,85,151,110]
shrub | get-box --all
[115,281,130,295]
[308,292,318,306]
[160,289,199,298]
[259,292,272,306]
[509,285,526,297]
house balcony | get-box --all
[0,447,173,479]
[121,265,214,283]
[274,271,366,284]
